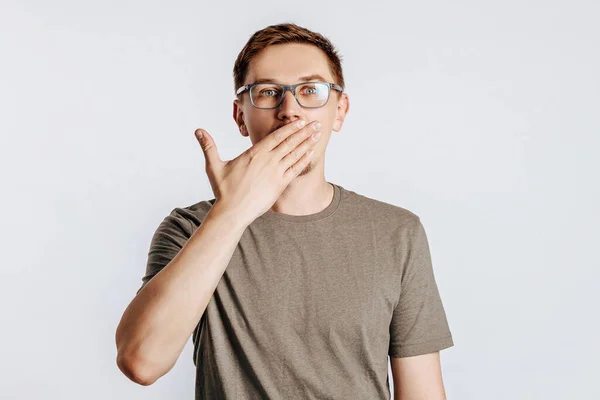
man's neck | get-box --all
[269,172,333,217]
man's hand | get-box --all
[194,120,322,226]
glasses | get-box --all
[236,81,344,109]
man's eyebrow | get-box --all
[251,74,328,85]
[298,74,327,82]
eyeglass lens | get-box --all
[250,83,329,108]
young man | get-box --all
[116,23,454,399]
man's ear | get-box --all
[233,99,248,137]
[332,93,350,132]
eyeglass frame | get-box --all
[235,81,344,109]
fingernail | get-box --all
[196,129,203,139]
[312,132,321,140]
[297,120,307,127]
[314,121,322,130]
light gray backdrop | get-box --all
[1,0,598,399]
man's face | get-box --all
[233,43,349,177]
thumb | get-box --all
[195,128,222,170]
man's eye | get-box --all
[260,89,279,97]
[301,87,317,95]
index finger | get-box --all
[261,119,308,152]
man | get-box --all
[116,23,454,399]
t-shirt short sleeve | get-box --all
[388,217,454,358]
[136,208,194,295]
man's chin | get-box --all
[297,161,313,177]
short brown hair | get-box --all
[233,23,345,96]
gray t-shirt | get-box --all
[138,182,454,399]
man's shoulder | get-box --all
[340,185,421,228]
[160,198,217,230]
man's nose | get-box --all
[277,89,302,120]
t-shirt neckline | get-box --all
[258,182,342,224]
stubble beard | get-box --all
[297,159,314,177]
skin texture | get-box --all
[391,352,448,399]
[233,42,350,216]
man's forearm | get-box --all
[115,201,248,385]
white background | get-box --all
[1,0,598,399]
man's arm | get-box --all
[115,202,248,386]
[390,352,447,400]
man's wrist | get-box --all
[206,199,253,232]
